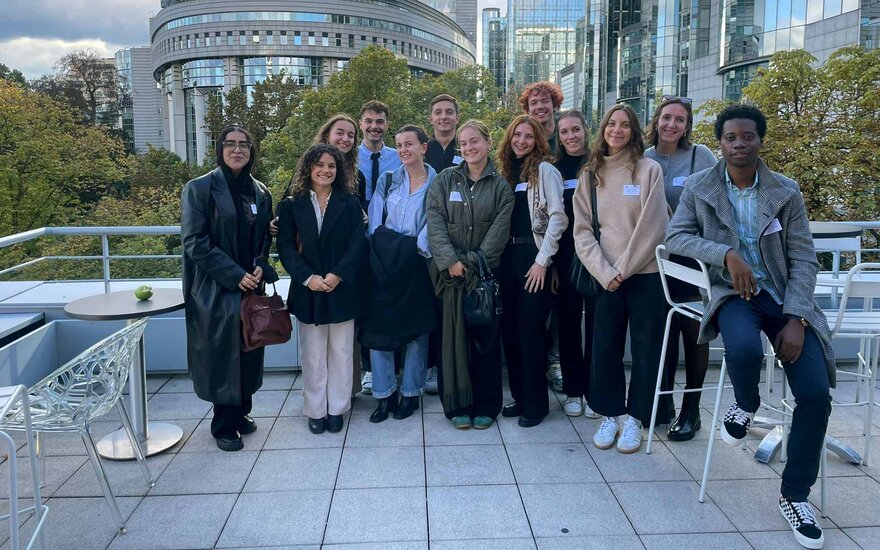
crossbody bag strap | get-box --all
[381,172,392,225]
[589,173,600,243]
[689,146,697,175]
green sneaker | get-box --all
[472,416,494,430]
[451,415,472,429]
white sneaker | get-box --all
[425,367,438,394]
[593,416,619,449]
[546,362,563,393]
[361,371,373,395]
[616,416,643,454]
[563,396,583,417]
[583,403,601,419]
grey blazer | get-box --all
[665,159,835,386]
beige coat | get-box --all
[526,161,568,267]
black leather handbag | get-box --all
[569,177,602,296]
[463,250,502,326]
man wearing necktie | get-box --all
[357,100,401,209]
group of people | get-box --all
[180,80,835,549]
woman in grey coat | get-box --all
[181,125,278,452]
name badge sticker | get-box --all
[672,176,687,187]
[250,204,257,214]
[515,182,528,192]
[563,179,578,190]
[764,218,783,235]
[623,184,641,196]
[449,191,463,202]
[452,155,464,165]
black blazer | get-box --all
[276,191,367,325]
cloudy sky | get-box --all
[0,0,505,79]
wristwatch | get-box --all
[799,317,809,327]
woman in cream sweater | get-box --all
[572,103,670,453]
[497,114,568,428]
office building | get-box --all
[422,0,478,46]
[116,47,165,153]
[151,0,475,163]
[482,7,507,92]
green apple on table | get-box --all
[135,285,153,301]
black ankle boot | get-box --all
[393,395,420,420]
[370,392,399,423]
[667,394,702,441]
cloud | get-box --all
[1,0,156,44]
[0,37,127,79]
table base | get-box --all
[97,422,184,460]
[753,425,862,465]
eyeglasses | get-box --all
[662,95,692,105]
[222,140,252,152]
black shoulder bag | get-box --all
[463,250,503,326]
[569,177,602,296]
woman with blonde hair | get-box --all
[573,103,669,454]
[426,119,514,430]
[496,114,567,428]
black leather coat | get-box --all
[181,167,273,405]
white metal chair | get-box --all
[0,318,154,534]
[646,245,730,502]
[0,384,48,549]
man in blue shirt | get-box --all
[357,100,401,208]
[666,105,834,550]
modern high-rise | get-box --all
[505,0,586,91]
[422,0,478,46]
[482,7,507,92]
[150,0,475,163]
[116,47,165,153]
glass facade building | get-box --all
[482,8,508,92]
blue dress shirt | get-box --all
[358,143,401,202]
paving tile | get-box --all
[243,448,340,492]
[497,413,581,444]
[536,535,644,549]
[807,475,880,528]
[426,445,514,486]
[15,421,121,458]
[0,455,87,498]
[156,373,194,393]
[279,390,305,416]
[4,496,138,550]
[335,446,425,488]
[145,374,172,393]
[345,411,424,447]
[703,479,794,532]
[423,412,502,446]
[179,418,272,453]
[433,539,536,550]
[150,418,201,454]
[323,543,428,550]
[843,526,880,550]
[263,415,347,449]
[742,528,861,549]
[292,374,302,390]
[837,435,880,478]
[349,393,379,415]
[145,392,212,420]
[639,533,751,549]
[667,435,780,481]
[507,443,603,484]
[107,494,236,549]
[519,483,635,538]
[150,450,258,495]
[54,453,173,497]
[0,498,38,546]
[587,439,692,482]
[421,393,444,413]
[216,490,332,547]
[610,481,735,534]
[248,390,288,417]
[324,487,427,544]
[260,371,298,390]
[428,485,531,540]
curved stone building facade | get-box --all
[150,0,474,162]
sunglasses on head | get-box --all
[662,94,692,105]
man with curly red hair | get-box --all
[519,81,564,156]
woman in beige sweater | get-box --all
[572,103,670,454]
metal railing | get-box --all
[0,222,878,294]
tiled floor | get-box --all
[0,370,877,549]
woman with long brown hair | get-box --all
[497,114,567,428]
[573,104,669,453]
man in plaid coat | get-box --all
[666,104,833,550]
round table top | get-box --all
[809,221,863,239]
[64,288,185,321]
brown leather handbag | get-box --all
[241,283,292,352]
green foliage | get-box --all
[0,64,26,86]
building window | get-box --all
[240,31,247,46]
[294,32,302,46]
[205,35,211,47]
[266,31,273,45]
[253,31,260,44]
[280,31,288,45]
[322,33,329,47]
[308,32,316,46]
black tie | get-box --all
[370,151,381,198]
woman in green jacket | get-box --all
[426,120,514,430]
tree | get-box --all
[0,63,26,86]
[54,49,122,127]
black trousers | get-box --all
[553,248,595,399]
[717,292,831,501]
[439,320,504,419]
[500,242,553,420]
[212,394,253,438]
[589,272,667,424]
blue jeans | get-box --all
[716,291,831,501]
[370,334,429,398]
